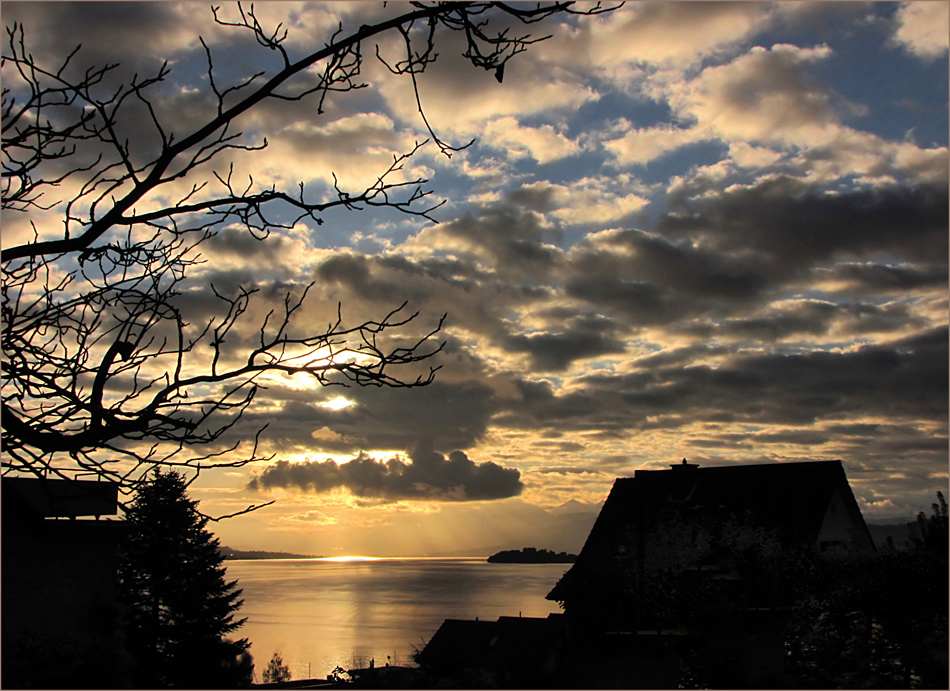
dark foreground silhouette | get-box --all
[403,463,949,689]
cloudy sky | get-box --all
[5,1,947,556]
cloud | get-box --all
[491,326,948,440]
[255,113,420,190]
[594,326,948,428]
[604,123,710,166]
[374,27,597,137]
[10,2,947,539]
[666,43,839,147]
[545,177,652,225]
[247,446,524,501]
[580,2,773,68]
[502,313,627,371]
[431,203,562,276]
[891,2,950,59]
[561,227,771,329]
[277,510,339,527]
[234,375,501,456]
[815,262,949,296]
[481,117,581,164]
[2,2,191,72]
[676,298,933,343]
[661,177,949,271]
[646,42,947,185]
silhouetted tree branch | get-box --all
[2,2,615,511]
[2,2,605,508]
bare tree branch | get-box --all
[2,2,617,510]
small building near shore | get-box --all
[2,476,131,687]
[415,613,566,687]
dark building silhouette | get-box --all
[416,614,566,687]
[2,477,131,687]
[549,459,875,610]
[544,459,876,687]
[410,460,884,688]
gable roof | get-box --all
[3,477,118,518]
[547,460,873,602]
[416,614,565,673]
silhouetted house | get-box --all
[416,614,566,687]
[545,459,875,687]
[343,663,422,689]
[2,476,131,687]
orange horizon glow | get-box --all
[318,555,383,562]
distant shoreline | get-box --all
[219,546,320,560]
[487,547,577,564]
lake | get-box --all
[225,557,571,681]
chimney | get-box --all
[668,458,699,502]
[671,458,699,471]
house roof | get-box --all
[2,476,119,518]
[547,459,872,602]
[416,614,565,672]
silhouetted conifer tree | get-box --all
[118,470,253,688]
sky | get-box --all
[3,1,948,557]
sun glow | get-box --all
[319,396,355,411]
[319,556,383,562]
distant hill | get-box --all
[219,546,319,560]
[487,547,577,564]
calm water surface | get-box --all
[225,558,569,680]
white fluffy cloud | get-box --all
[581,2,773,67]
[667,44,838,146]
[481,117,581,164]
[892,1,950,59]
[604,122,709,166]
[547,177,651,225]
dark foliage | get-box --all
[549,492,948,689]
[118,470,253,688]
[683,494,949,689]
[262,651,292,684]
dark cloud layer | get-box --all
[247,447,523,501]
[663,178,949,268]
[503,313,627,371]
[497,326,948,433]
[238,377,499,454]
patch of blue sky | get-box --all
[580,356,626,374]
[426,150,512,206]
[815,48,946,147]
[629,139,730,185]
[531,149,616,186]
[566,89,676,138]
[310,203,425,250]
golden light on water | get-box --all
[319,556,382,562]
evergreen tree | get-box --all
[118,470,253,688]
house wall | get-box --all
[3,516,126,640]
[1,479,132,686]
[816,486,875,553]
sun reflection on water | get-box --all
[318,556,383,562]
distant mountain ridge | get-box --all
[219,546,319,560]
[487,547,577,563]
